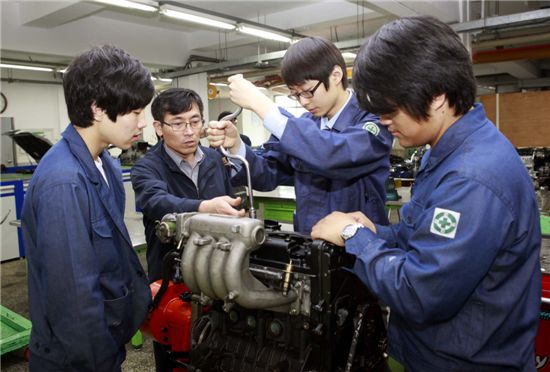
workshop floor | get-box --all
[0,248,156,372]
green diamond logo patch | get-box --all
[430,207,460,239]
[362,122,380,136]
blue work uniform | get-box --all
[232,92,392,234]
[345,104,541,371]
[131,142,233,282]
[22,124,151,372]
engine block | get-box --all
[156,213,387,371]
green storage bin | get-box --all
[1,305,31,355]
[542,214,550,236]
[256,198,296,223]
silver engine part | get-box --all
[158,212,299,312]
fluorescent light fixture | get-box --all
[93,0,157,12]
[237,25,292,43]
[151,76,173,83]
[0,63,54,72]
[57,68,68,73]
[342,52,357,59]
[160,7,235,30]
[211,82,228,87]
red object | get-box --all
[141,281,193,371]
[536,274,550,371]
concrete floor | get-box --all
[1,234,157,371]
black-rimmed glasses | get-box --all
[287,80,323,101]
[161,118,204,131]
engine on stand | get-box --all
[147,212,387,372]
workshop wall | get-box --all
[480,90,550,147]
[0,81,157,165]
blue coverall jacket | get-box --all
[233,93,393,234]
[22,124,151,372]
[345,104,541,371]
[131,142,233,281]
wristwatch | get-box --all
[340,223,364,241]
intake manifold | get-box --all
[173,213,297,311]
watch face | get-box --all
[341,223,361,240]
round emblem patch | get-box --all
[363,122,380,136]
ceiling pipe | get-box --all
[451,8,550,33]
[473,32,550,49]
[473,44,550,63]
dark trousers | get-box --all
[153,341,173,372]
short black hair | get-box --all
[151,88,204,121]
[281,36,348,90]
[353,16,476,121]
[63,45,154,127]
[217,111,234,121]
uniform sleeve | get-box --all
[34,183,120,371]
[231,139,295,191]
[131,161,201,221]
[344,176,515,325]
[278,114,392,180]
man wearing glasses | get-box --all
[131,88,245,371]
[208,36,393,234]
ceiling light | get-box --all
[160,7,235,30]
[342,52,357,59]
[151,76,173,83]
[237,25,292,43]
[211,82,228,87]
[0,63,54,72]
[93,0,157,12]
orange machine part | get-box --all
[141,281,193,353]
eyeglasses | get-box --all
[161,118,204,131]
[288,80,323,101]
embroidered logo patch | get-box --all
[430,207,460,239]
[363,122,380,136]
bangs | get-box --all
[355,88,397,116]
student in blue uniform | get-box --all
[22,45,154,372]
[312,16,541,371]
[131,88,245,371]
[208,36,392,234]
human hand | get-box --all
[347,211,376,233]
[198,196,246,217]
[206,120,241,153]
[228,74,276,119]
[311,212,358,246]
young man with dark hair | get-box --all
[131,87,245,371]
[312,16,541,371]
[22,45,154,371]
[208,36,392,234]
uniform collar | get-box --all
[62,124,131,245]
[330,92,367,133]
[163,142,204,169]
[61,124,102,185]
[421,103,488,172]
[157,140,209,173]
[320,89,353,131]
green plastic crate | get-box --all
[1,305,31,355]
[542,214,550,236]
[256,198,296,223]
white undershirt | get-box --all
[94,157,109,187]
